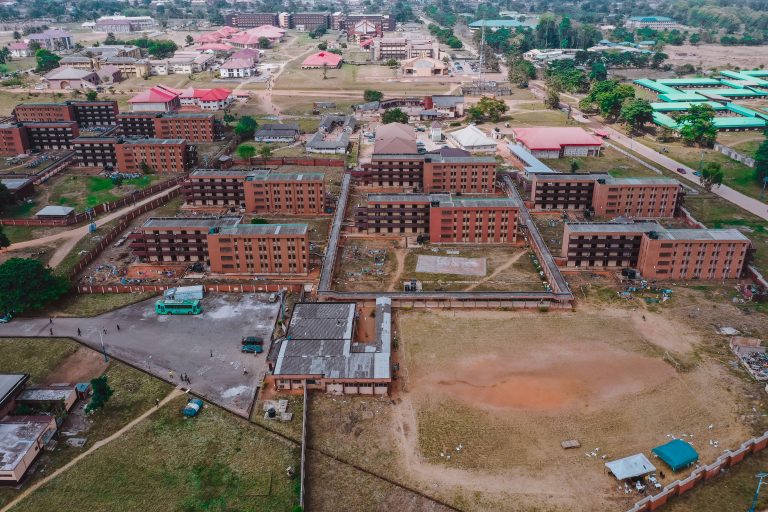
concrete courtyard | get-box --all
[0,294,281,417]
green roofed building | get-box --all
[652,439,698,471]
[658,92,709,102]
[468,19,525,29]
[634,79,678,95]
[655,78,723,88]
[650,101,724,112]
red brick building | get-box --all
[207,223,310,275]
[428,196,519,244]
[115,138,195,173]
[355,193,519,243]
[153,113,217,142]
[117,112,158,137]
[423,155,497,193]
[529,173,682,219]
[243,173,325,214]
[72,137,118,168]
[359,154,424,188]
[23,122,80,150]
[183,169,253,208]
[561,222,751,280]
[129,216,241,263]
[14,100,118,126]
[0,123,30,155]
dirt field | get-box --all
[662,44,768,70]
[298,294,768,512]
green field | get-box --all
[9,395,300,512]
[50,175,158,213]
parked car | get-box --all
[676,167,686,174]
[0,313,12,323]
[241,344,263,354]
[693,171,702,177]
[242,336,264,346]
[182,398,204,417]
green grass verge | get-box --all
[0,338,79,383]
[45,293,158,317]
[9,395,300,512]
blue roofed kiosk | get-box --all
[652,439,699,471]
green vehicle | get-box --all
[155,299,202,315]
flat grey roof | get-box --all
[426,155,496,164]
[366,193,436,203]
[123,138,185,144]
[0,178,33,190]
[436,196,520,208]
[217,223,308,236]
[0,374,27,406]
[0,418,52,473]
[533,173,608,181]
[245,173,324,182]
[607,177,680,186]
[656,228,750,241]
[18,387,75,402]
[190,169,264,177]
[565,222,661,234]
[36,205,74,217]
[142,216,241,229]
[275,298,391,380]
[286,302,356,340]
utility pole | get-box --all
[748,472,768,512]
[479,20,485,84]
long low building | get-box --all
[562,222,751,280]
[129,216,310,275]
[355,193,520,244]
[511,127,603,159]
[529,173,682,219]
[267,298,392,395]
[0,416,58,483]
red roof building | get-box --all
[301,52,343,69]
[178,87,234,111]
[511,127,604,159]
[128,85,181,112]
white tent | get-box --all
[447,125,497,152]
[605,453,656,480]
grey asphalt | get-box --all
[0,294,281,417]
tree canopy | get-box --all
[580,80,635,120]
[507,58,536,87]
[0,227,9,249]
[700,161,724,191]
[364,90,383,102]
[467,96,509,122]
[677,104,718,147]
[236,144,255,161]
[754,138,768,185]
[0,258,69,315]
[234,116,257,140]
[35,48,60,73]
[620,98,654,132]
[381,108,409,124]
[85,375,114,414]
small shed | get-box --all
[652,439,699,471]
[35,205,75,221]
[164,285,204,301]
[605,453,656,481]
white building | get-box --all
[219,58,258,78]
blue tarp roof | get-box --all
[652,439,699,471]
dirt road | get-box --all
[0,185,180,269]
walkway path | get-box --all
[464,250,525,292]
[1,185,180,268]
[0,386,184,512]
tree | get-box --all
[85,90,98,101]
[322,63,328,80]
[581,80,635,120]
[222,112,236,126]
[185,35,193,46]
[507,58,536,87]
[0,182,12,213]
[234,116,257,140]
[85,375,113,414]
[105,32,117,44]
[651,52,668,69]
[27,40,40,53]
[620,98,654,132]
[236,144,255,161]
[678,104,717,147]
[381,108,408,124]
[35,48,60,73]
[364,90,383,102]
[754,139,768,185]
[258,145,272,159]
[385,58,398,67]
[0,227,9,249]
[12,30,20,40]
[589,60,607,82]
[544,89,560,110]
[700,161,724,192]
[317,42,328,51]
[0,258,69,316]
[469,96,509,122]
[689,33,701,45]
[139,161,155,174]
[258,37,271,49]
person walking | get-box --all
[116,324,120,331]
[210,349,213,358]
[49,328,53,336]
[49,318,53,325]
[103,328,107,335]
[77,328,81,336]
[155,398,160,407]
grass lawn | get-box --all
[45,292,158,317]
[9,395,300,512]
[0,339,174,509]
[546,146,660,177]
[49,175,159,213]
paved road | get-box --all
[529,81,768,221]
[1,185,180,268]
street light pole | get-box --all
[98,330,109,362]
[748,472,768,512]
